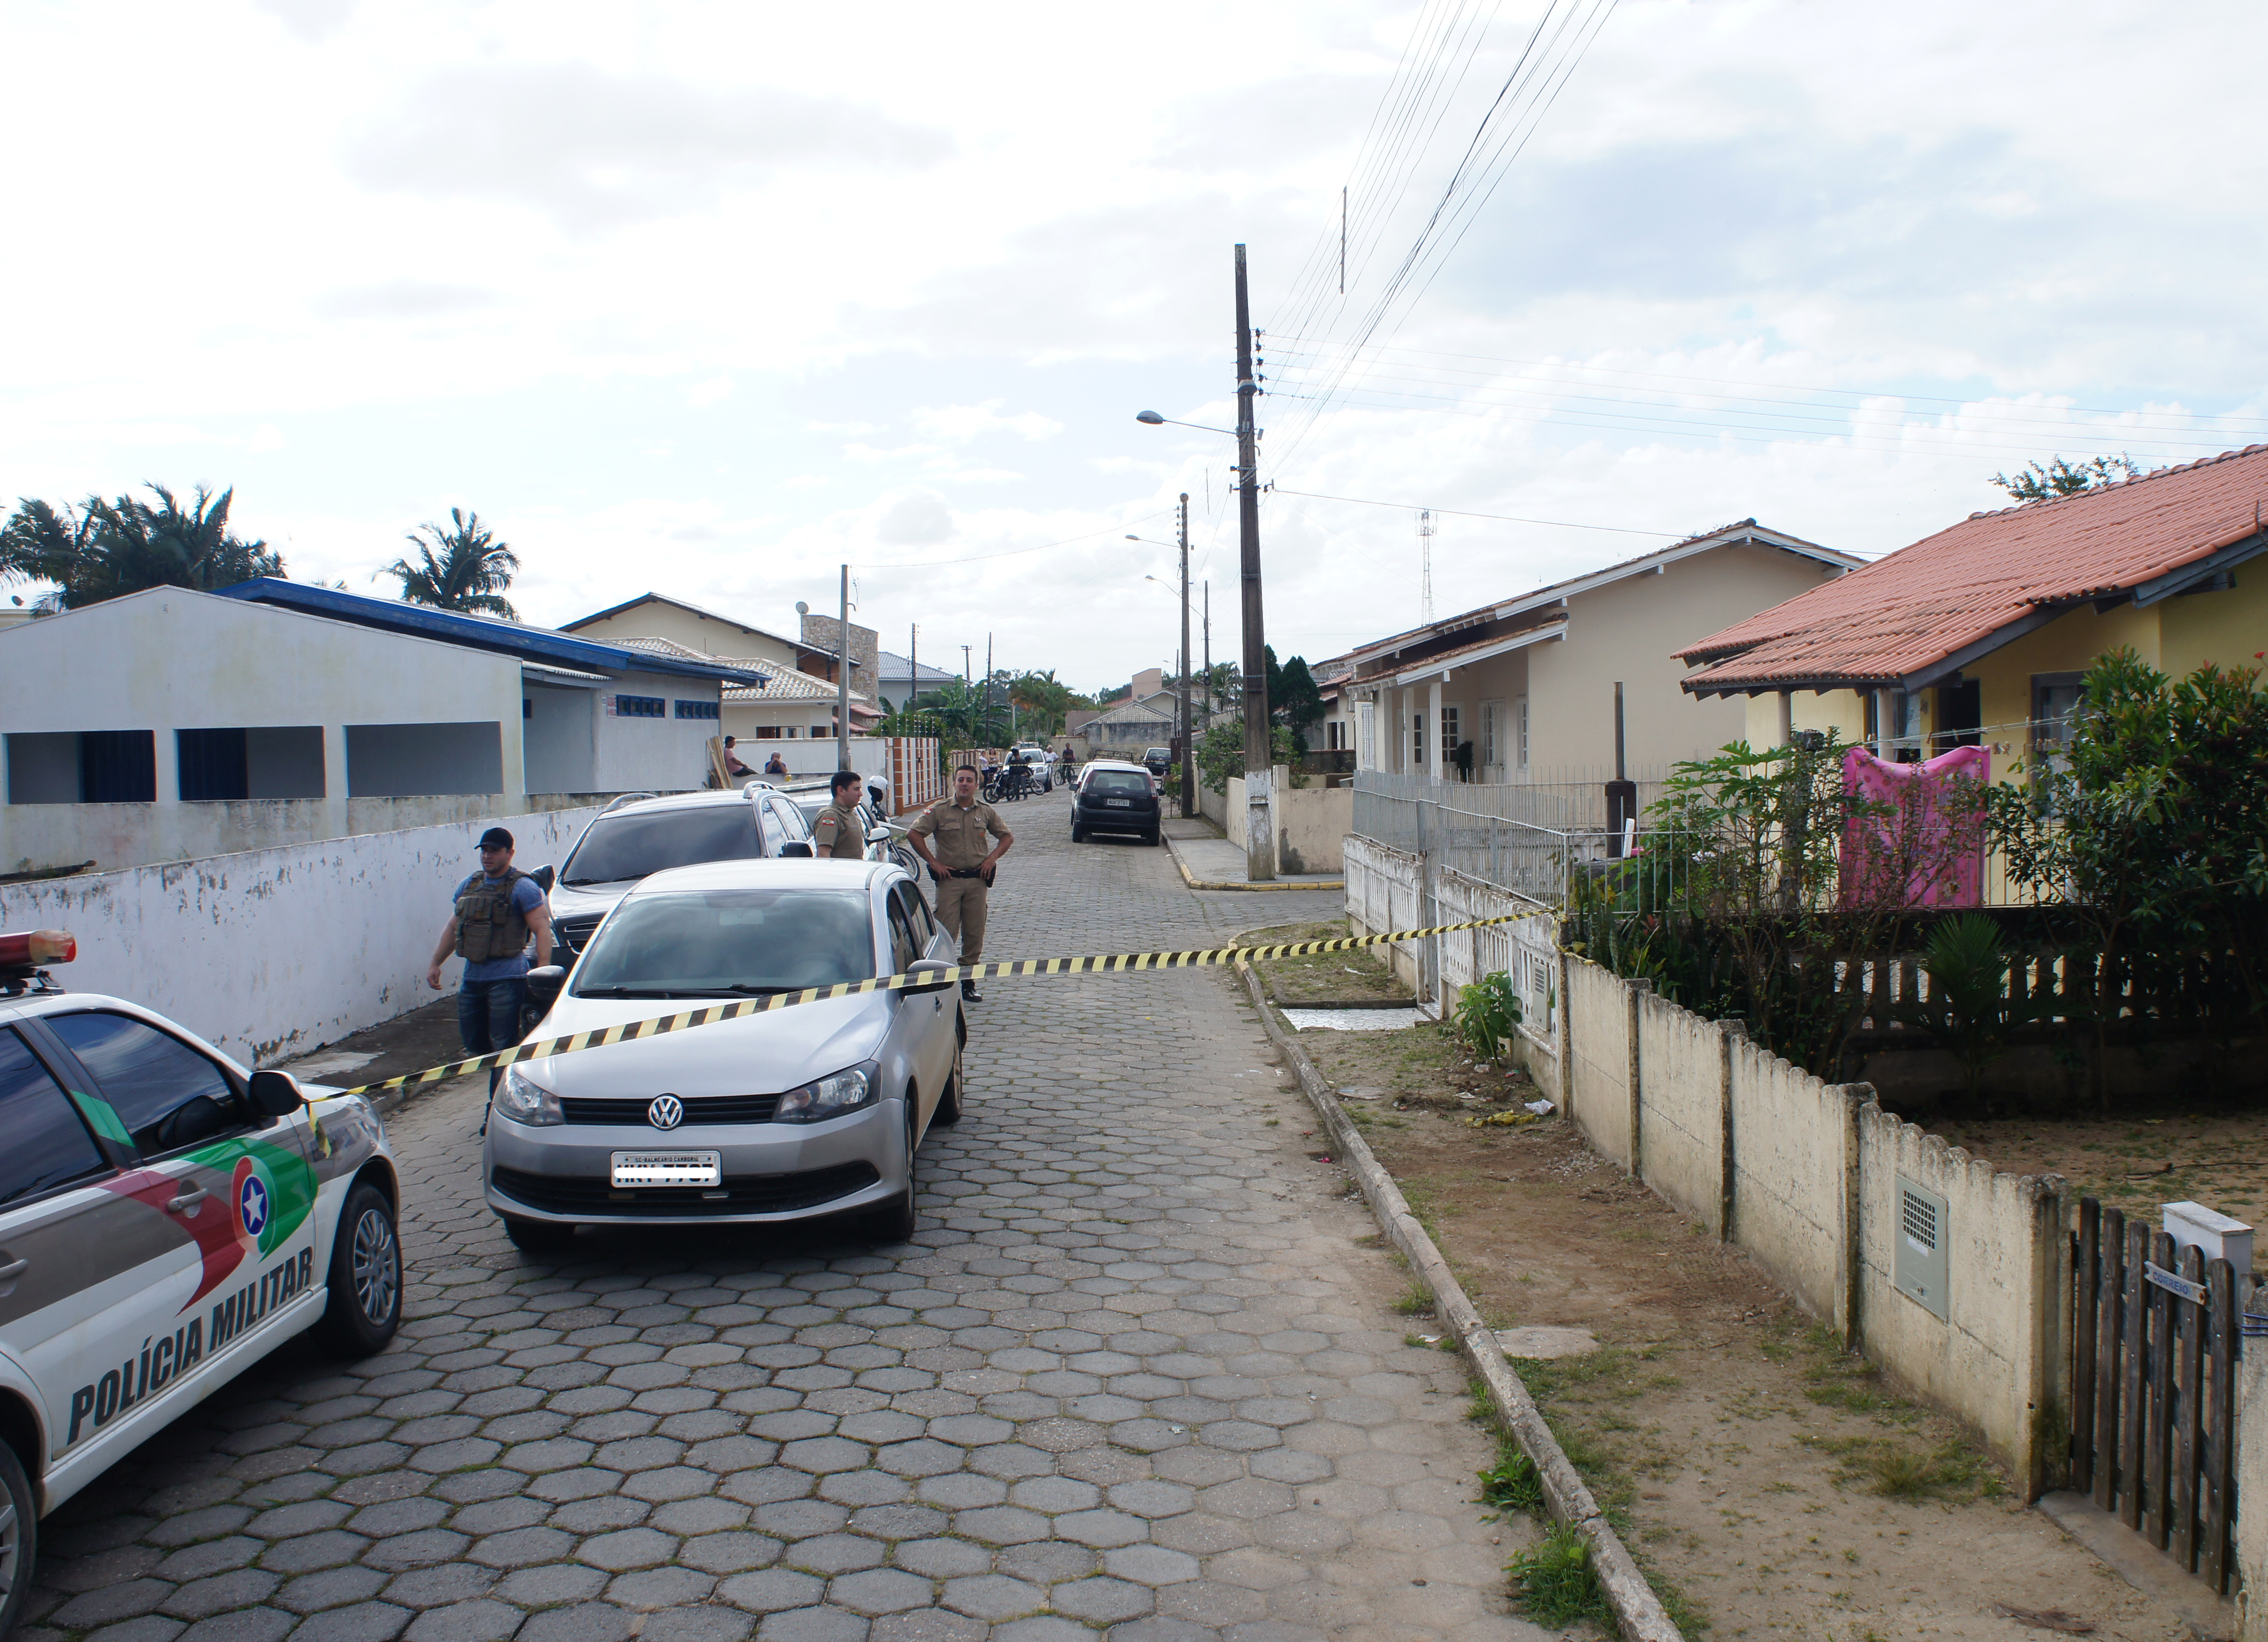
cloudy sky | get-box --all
[5,0,2264,694]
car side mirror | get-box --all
[865,825,893,845]
[246,1069,305,1116]
[529,864,556,893]
[781,841,814,858]
[526,965,567,1011]
[903,958,953,995]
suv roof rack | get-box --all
[600,792,661,814]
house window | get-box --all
[674,700,719,721]
[5,730,157,805]
[1440,705,1462,775]
[176,727,325,801]
[612,695,666,719]
[1355,701,1376,770]
[1479,701,1499,774]
[1411,712,1425,766]
[754,727,783,740]
[1517,698,1530,771]
[2032,674,2086,748]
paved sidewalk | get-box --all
[25,810,1533,1640]
[1161,821,1342,893]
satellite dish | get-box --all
[794,601,809,616]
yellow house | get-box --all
[1677,444,2268,769]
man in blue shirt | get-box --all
[427,826,555,1085]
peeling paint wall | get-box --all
[0,805,603,1068]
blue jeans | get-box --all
[459,977,528,1092]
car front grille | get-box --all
[492,1162,880,1217]
[560,1094,783,1125]
[553,916,604,954]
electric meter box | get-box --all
[1894,1176,1950,1319]
[2163,1201,2252,1275]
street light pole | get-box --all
[1233,243,1273,880]
[1177,492,1194,819]
[836,563,852,774]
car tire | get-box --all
[933,1040,964,1126]
[1147,829,1162,846]
[865,1099,919,1243]
[0,1436,34,1642]
[503,1215,577,1255]
[316,1182,402,1357]
[1071,824,1086,843]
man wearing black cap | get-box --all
[428,826,555,1083]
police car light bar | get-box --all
[0,929,76,968]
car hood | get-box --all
[520,990,892,1097]
[548,880,637,923]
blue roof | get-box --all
[213,580,769,687]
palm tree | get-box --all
[1,484,283,609]
[382,508,519,618]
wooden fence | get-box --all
[2068,1198,2239,1592]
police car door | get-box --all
[0,1024,137,1471]
[33,1010,321,1455]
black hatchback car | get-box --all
[1071,762,1161,846]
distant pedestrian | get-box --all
[722,736,753,778]
[811,770,868,860]
[427,826,554,1089]
[764,749,789,777]
[907,765,1013,1002]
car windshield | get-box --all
[571,888,876,997]
[1088,771,1149,796]
[562,807,760,885]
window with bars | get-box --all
[613,695,666,719]
[674,700,719,721]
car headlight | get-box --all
[495,1065,564,1127]
[775,1062,877,1123]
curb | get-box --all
[1165,836,1343,893]
[1236,961,1685,1642]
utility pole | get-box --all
[909,623,917,711]
[984,633,994,746]
[1234,243,1274,880]
[836,564,852,773]
[1202,579,1211,727]
[1177,492,1193,818]
[961,645,971,687]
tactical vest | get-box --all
[453,869,530,964]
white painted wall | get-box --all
[523,684,598,794]
[0,805,603,1068]
[590,671,724,794]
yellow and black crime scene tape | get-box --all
[335,912,1525,1099]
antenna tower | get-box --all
[1419,509,1435,623]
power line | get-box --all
[1269,485,1683,537]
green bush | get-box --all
[1507,1523,1606,1626]
[1449,970,1523,1065]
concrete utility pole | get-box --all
[1177,492,1194,818]
[1233,244,1274,880]
[1202,579,1211,727]
[836,564,852,773]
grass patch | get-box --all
[1392,1282,1436,1316]
[1479,1449,1544,1515]
[1507,1524,1608,1627]
[1799,1435,1998,1502]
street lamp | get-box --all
[1135,410,1235,436]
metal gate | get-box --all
[2068,1199,2242,1592]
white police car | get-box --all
[0,930,402,1638]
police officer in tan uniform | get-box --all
[810,770,867,861]
[908,764,1013,1001]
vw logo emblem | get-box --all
[239,1174,270,1236]
[647,1095,684,1130]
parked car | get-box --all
[1141,746,1172,781]
[1071,761,1162,845]
[0,930,403,1638]
[485,859,965,1251]
[547,787,818,960]
[1008,746,1054,793]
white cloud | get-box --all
[912,402,1063,443]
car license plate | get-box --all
[611,1150,721,1187]
[1106,798,1131,807]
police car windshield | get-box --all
[562,807,761,886]
[571,889,876,997]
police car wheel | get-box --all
[0,1437,33,1640]
[864,1099,918,1243]
[317,1183,401,1357]
[504,1215,577,1254]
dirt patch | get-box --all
[1919,1110,2268,1231]
[1247,916,1415,1006]
[1242,923,2209,1641]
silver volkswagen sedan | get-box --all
[482,859,964,1252]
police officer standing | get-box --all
[428,826,554,1086]
[908,764,1012,1002]
[810,770,867,860]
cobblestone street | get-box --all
[25,803,1539,1642]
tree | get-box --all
[1,484,284,609]
[1194,717,1299,795]
[872,675,1011,746]
[1004,670,1083,738]
[1269,650,1324,744]
[382,508,519,618]
[1989,454,2139,504]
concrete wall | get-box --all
[1634,990,1732,1238]
[1276,781,1352,873]
[1727,1037,1857,1327]
[524,684,598,794]
[592,671,722,793]
[1566,957,1639,1169]
[0,805,604,1068]
[2239,1327,2268,1640]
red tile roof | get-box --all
[1679,444,2268,694]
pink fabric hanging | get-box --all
[1840,744,1992,908]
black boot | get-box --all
[961,978,982,1003]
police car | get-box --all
[0,930,402,1638]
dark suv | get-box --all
[1072,762,1161,846]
